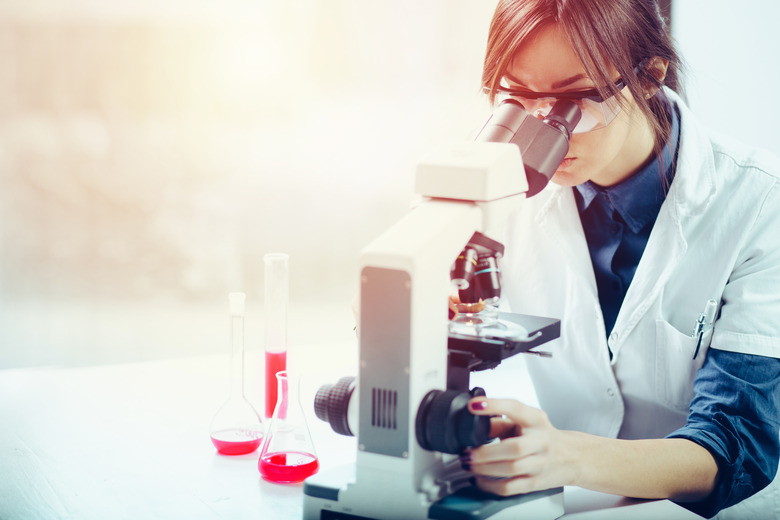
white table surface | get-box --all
[0,341,702,519]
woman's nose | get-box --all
[527,99,553,119]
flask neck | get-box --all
[273,370,290,419]
[230,314,246,399]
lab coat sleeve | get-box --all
[712,177,780,358]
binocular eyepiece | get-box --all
[476,98,582,197]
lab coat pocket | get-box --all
[655,319,712,412]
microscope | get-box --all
[302,98,581,520]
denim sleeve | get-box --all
[666,348,780,518]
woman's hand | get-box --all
[463,397,719,502]
[462,397,577,496]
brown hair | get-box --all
[483,0,683,158]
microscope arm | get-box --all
[349,142,529,498]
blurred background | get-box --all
[1,1,778,368]
[0,0,497,367]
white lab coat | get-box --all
[501,88,780,519]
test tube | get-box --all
[264,253,289,418]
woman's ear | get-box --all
[643,56,670,99]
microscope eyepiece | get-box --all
[543,99,582,141]
[476,98,582,197]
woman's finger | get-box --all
[469,431,546,465]
[488,416,519,439]
[469,397,550,431]
[467,450,546,479]
[473,472,546,497]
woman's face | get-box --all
[505,24,655,187]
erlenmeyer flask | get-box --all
[210,292,264,455]
[258,370,319,482]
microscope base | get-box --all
[430,486,563,520]
[303,466,564,520]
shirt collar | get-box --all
[574,99,680,233]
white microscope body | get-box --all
[303,99,581,520]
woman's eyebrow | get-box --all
[505,72,589,90]
[551,73,589,89]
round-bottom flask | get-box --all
[209,293,264,455]
[259,370,319,483]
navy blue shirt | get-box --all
[573,102,780,517]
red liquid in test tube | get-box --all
[264,253,289,418]
[265,351,287,418]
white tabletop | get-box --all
[0,343,701,519]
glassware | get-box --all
[258,370,319,483]
[264,253,289,419]
[209,292,264,455]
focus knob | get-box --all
[314,376,356,437]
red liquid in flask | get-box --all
[259,451,319,483]
[210,429,262,455]
[265,351,287,418]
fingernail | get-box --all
[469,400,488,412]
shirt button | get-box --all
[607,388,616,397]
[609,331,619,343]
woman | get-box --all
[463,1,780,518]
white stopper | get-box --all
[228,292,246,316]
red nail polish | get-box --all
[470,400,488,411]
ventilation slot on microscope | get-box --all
[371,387,398,430]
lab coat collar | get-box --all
[538,181,687,355]
[533,185,600,303]
[612,88,717,352]
[662,88,717,219]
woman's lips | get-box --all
[558,157,576,170]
